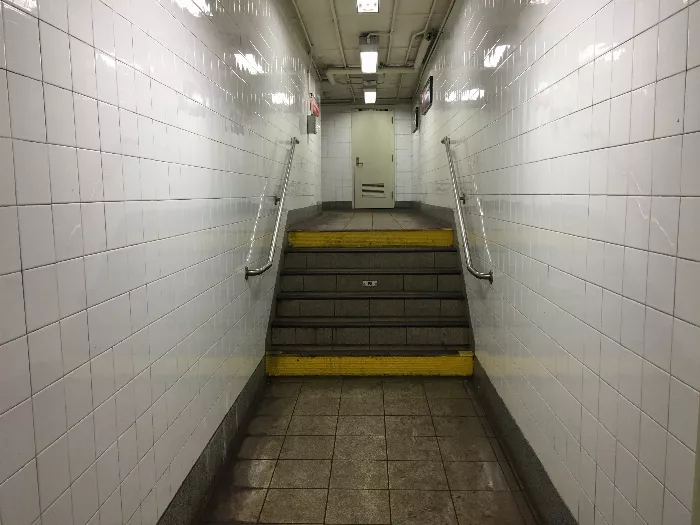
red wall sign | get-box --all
[310,94,320,117]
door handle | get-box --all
[356,156,363,167]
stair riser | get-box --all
[271,326,470,346]
[284,251,460,270]
[277,298,466,318]
[280,274,463,293]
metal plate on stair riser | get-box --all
[363,280,378,287]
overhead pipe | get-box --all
[412,0,457,101]
[290,0,321,83]
[326,66,419,85]
[397,0,437,98]
[386,0,399,64]
[328,0,354,101]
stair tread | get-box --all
[286,247,458,253]
[277,291,465,300]
[268,345,470,356]
[272,317,469,327]
[282,268,461,275]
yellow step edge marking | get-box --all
[288,229,454,248]
[266,352,473,376]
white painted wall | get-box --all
[321,105,414,204]
[0,0,320,524]
[412,0,700,524]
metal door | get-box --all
[352,109,395,208]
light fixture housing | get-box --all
[364,88,377,104]
[359,35,380,73]
[357,0,379,13]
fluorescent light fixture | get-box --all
[357,0,379,12]
[359,35,380,73]
[364,89,377,104]
[360,51,378,73]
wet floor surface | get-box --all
[290,210,449,231]
[200,377,537,524]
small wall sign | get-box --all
[421,76,433,115]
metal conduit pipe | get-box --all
[290,0,321,83]
[328,0,353,101]
[326,66,418,85]
[386,0,399,64]
[397,0,437,99]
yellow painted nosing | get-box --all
[266,352,473,376]
[288,229,454,248]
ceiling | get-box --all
[289,0,453,103]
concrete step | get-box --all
[280,269,463,293]
[268,345,470,356]
[284,247,460,270]
[270,317,471,346]
[276,291,467,318]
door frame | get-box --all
[351,108,395,209]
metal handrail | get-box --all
[441,136,494,284]
[245,137,300,279]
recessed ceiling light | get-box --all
[357,0,379,13]
[364,88,377,104]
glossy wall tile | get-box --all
[411,0,699,523]
[0,0,321,524]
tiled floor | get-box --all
[291,210,449,231]
[201,377,537,524]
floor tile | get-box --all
[383,380,426,398]
[433,417,486,438]
[258,488,327,523]
[334,436,387,460]
[294,396,340,415]
[270,459,331,488]
[387,460,448,489]
[339,396,384,415]
[329,460,388,489]
[256,397,297,416]
[444,462,510,491]
[287,415,337,435]
[423,379,469,399]
[437,437,496,462]
[336,415,385,436]
[325,489,390,524]
[280,436,335,459]
[386,435,441,460]
[248,415,291,435]
[428,398,476,416]
[384,397,430,415]
[206,487,267,522]
[231,460,276,488]
[264,382,302,398]
[389,489,458,525]
[385,416,434,436]
[451,490,525,524]
[238,436,284,459]
[300,379,342,398]
[341,378,383,397]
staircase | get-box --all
[266,232,474,375]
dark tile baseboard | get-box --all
[157,359,267,525]
[322,201,353,210]
[472,358,576,525]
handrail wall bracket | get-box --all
[245,137,301,280]
[441,136,494,284]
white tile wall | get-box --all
[0,1,320,525]
[321,105,414,203]
[411,0,699,523]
